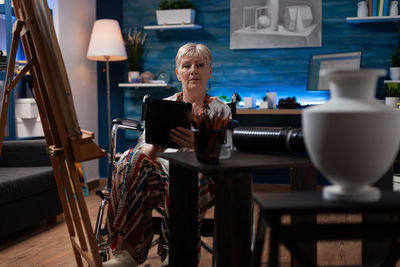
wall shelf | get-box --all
[237,109,302,115]
[118,83,168,88]
[346,15,400,23]
[143,24,202,30]
[384,80,400,83]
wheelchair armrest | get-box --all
[112,118,142,131]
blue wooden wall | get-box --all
[97,0,125,177]
[97,0,399,176]
[122,0,398,105]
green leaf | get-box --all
[125,28,146,71]
[385,82,400,97]
[159,0,194,10]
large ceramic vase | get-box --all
[302,69,400,202]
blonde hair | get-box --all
[175,43,212,68]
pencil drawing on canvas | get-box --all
[230,0,322,49]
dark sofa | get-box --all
[0,139,62,238]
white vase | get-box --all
[390,67,400,80]
[385,96,400,108]
[266,92,277,109]
[390,0,399,16]
[128,71,141,83]
[357,1,368,17]
[259,101,269,109]
[243,97,256,108]
[302,69,400,202]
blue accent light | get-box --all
[209,83,330,106]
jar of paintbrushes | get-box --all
[192,112,229,164]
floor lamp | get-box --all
[87,19,127,174]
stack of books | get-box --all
[0,50,7,71]
[368,0,394,16]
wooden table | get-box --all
[160,151,317,267]
[252,191,400,267]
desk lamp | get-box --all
[87,19,127,160]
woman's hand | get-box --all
[140,144,165,160]
[170,127,194,149]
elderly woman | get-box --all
[104,43,231,267]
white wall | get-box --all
[56,0,99,180]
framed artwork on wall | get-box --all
[230,0,322,49]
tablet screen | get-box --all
[144,98,192,148]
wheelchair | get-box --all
[93,93,242,262]
[94,117,143,262]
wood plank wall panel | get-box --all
[122,0,398,108]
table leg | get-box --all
[214,171,252,267]
[362,167,393,265]
[290,166,317,266]
[251,216,267,267]
[168,163,198,267]
[268,216,280,267]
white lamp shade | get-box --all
[87,19,127,62]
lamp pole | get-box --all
[104,56,113,181]
[105,56,111,154]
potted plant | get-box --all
[125,28,146,83]
[384,82,400,108]
[277,96,301,109]
[156,0,196,25]
[390,29,400,80]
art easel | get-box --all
[0,0,106,266]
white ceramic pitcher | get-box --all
[357,1,368,17]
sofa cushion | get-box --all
[0,167,56,204]
[0,139,51,167]
[0,187,62,238]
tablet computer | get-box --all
[144,98,192,148]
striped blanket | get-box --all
[106,148,215,264]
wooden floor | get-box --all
[0,187,214,267]
[0,184,399,266]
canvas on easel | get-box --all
[0,0,106,266]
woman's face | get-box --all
[176,55,212,93]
